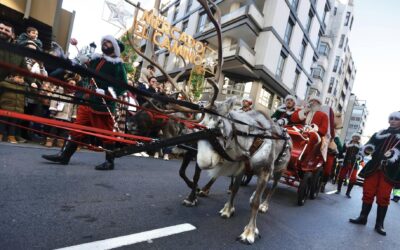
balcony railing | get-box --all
[202,3,263,33]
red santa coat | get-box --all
[291,109,329,137]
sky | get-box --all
[62,0,400,137]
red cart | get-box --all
[281,125,325,206]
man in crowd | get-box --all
[336,133,362,198]
[349,111,400,236]
[271,95,297,126]
[42,35,128,171]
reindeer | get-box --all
[196,96,291,244]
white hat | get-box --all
[308,95,322,104]
[242,97,253,105]
[351,132,361,139]
[389,111,400,120]
[284,95,296,105]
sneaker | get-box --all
[7,136,18,144]
[16,136,27,143]
[154,152,159,159]
[141,152,149,157]
[163,154,169,161]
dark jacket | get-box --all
[359,127,400,184]
[0,80,26,113]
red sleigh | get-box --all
[281,125,325,206]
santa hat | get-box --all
[351,133,361,139]
[284,95,296,105]
[242,97,253,105]
[101,35,125,57]
[389,111,400,120]
[308,95,322,104]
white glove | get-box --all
[277,119,285,126]
[95,88,105,95]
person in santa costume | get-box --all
[240,97,253,112]
[42,35,128,170]
[335,133,362,197]
[291,96,329,167]
[349,111,400,236]
[271,95,297,126]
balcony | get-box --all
[217,39,257,78]
[195,3,263,49]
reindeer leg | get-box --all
[198,176,217,197]
[179,151,199,207]
[259,171,282,213]
[238,170,270,244]
[220,173,243,218]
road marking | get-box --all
[55,223,196,250]
[325,190,338,195]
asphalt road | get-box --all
[1,142,400,250]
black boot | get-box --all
[320,182,326,193]
[42,140,78,165]
[391,196,400,202]
[349,203,372,225]
[346,183,354,198]
[375,205,388,236]
[335,180,343,194]
[95,145,115,171]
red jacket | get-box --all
[291,109,329,137]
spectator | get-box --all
[16,26,43,49]
[0,74,27,143]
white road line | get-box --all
[325,190,338,195]
[55,223,196,250]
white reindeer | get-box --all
[197,97,291,244]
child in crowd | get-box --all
[16,26,43,49]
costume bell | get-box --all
[349,111,400,236]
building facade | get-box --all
[312,0,356,113]
[340,94,368,142]
[154,0,331,112]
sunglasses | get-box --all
[389,117,400,121]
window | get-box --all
[293,69,300,92]
[349,17,354,30]
[339,34,345,48]
[186,0,193,13]
[328,77,334,93]
[325,98,329,105]
[289,0,299,11]
[182,20,189,33]
[276,51,287,78]
[258,88,272,107]
[334,7,337,15]
[312,66,325,79]
[344,11,351,26]
[333,56,340,72]
[318,42,330,56]
[284,19,295,45]
[317,29,323,47]
[299,39,307,62]
[322,4,329,24]
[196,12,207,33]
[173,4,180,21]
[306,11,314,33]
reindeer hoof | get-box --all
[258,204,269,213]
[182,199,198,207]
[198,190,209,197]
[237,227,259,244]
[219,205,235,218]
